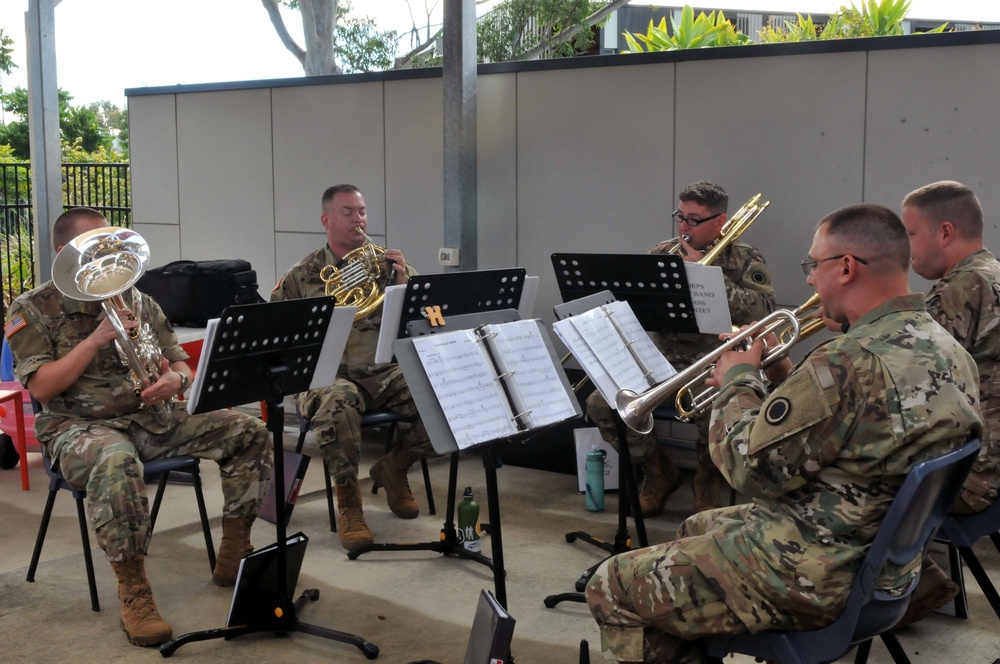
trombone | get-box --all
[615,308,803,434]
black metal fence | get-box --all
[1,162,131,310]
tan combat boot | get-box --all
[638,446,682,518]
[369,446,420,519]
[692,459,724,512]
[110,554,173,647]
[335,477,375,551]
[212,515,254,587]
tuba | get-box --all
[320,229,394,321]
[51,227,171,425]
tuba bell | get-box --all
[320,229,394,321]
[51,226,171,425]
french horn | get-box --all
[320,229,394,321]
[52,226,171,425]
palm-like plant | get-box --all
[623,6,747,52]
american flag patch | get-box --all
[4,314,27,338]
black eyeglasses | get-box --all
[800,254,869,275]
[672,210,723,227]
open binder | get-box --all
[552,299,676,408]
[462,588,516,664]
[404,318,581,452]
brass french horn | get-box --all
[51,226,171,425]
[320,229,394,321]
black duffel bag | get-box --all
[135,259,265,327]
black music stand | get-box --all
[159,298,378,660]
[543,291,650,608]
[550,253,699,333]
[396,268,527,341]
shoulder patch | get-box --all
[4,314,27,338]
[764,397,791,424]
[751,271,766,284]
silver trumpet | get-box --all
[52,226,172,425]
[615,309,801,434]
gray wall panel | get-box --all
[675,51,868,307]
[128,95,179,226]
[477,73,518,270]
[175,90,276,285]
[517,64,675,326]
[273,231,327,292]
[384,78,444,276]
[865,42,1000,264]
[133,222,180,267]
[271,83,387,234]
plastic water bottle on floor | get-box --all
[586,447,606,512]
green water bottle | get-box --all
[457,486,481,553]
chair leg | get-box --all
[26,488,58,583]
[959,546,1000,620]
[190,469,216,572]
[324,459,337,533]
[75,497,101,612]
[879,632,911,664]
[853,638,872,664]
[947,541,969,619]
[421,456,436,515]
[148,470,170,535]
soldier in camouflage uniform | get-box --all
[896,180,1000,624]
[3,208,272,648]
[586,204,983,663]
[586,181,775,516]
[271,184,434,551]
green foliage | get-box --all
[624,7,746,52]
[0,87,124,160]
[336,15,398,73]
[478,0,610,63]
[0,227,34,311]
[758,13,820,43]
[0,27,15,77]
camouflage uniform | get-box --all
[271,245,432,482]
[925,248,1000,513]
[5,283,273,563]
[586,241,775,463]
[586,294,983,663]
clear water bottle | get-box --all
[586,447,606,512]
[457,486,481,553]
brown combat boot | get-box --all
[212,516,254,587]
[896,558,960,628]
[335,477,375,551]
[692,460,724,512]
[638,446,682,518]
[110,554,173,647]
[369,446,420,519]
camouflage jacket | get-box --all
[926,248,1000,511]
[5,281,189,441]
[270,244,416,382]
[648,240,775,368]
[708,293,982,629]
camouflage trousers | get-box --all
[296,368,433,483]
[51,409,272,563]
[586,505,801,663]
[585,391,714,468]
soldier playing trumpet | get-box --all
[271,184,435,551]
[586,180,775,515]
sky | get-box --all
[2,0,1000,110]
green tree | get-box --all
[0,27,15,77]
[0,87,115,159]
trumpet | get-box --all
[672,294,827,422]
[615,309,802,434]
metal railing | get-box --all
[1,162,131,311]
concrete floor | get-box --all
[2,419,999,664]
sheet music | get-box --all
[602,300,676,384]
[481,319,578,430]
[310,305,357,389]
[551,319,620,406]
[412,330,518,449]
[186,317,219,415]
[374,284,407,364]
[571,307,648,393]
